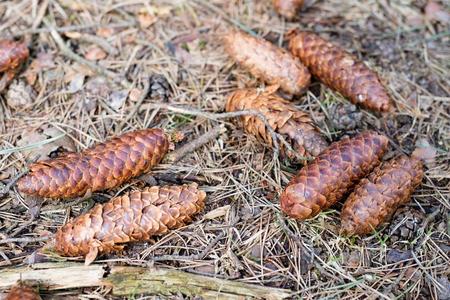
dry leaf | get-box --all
[6,80,35,109]
[108,90,128,111]
[413,138,438,168]
[68,73,85,93]
[129,88,142,102]
[17,126,76,161]
[154,5,172,16]
[96,27,115,38]
[64,31,82,39]
[24,52,56,85]
[84,46,107,60]
[425,1,450,24]
[138,12,157,28]
[204,205,230,220]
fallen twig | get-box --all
[165,125,226,163]
[0,169,29,199]
[0,236,50,244]
[141,103,280,159]
[151,232,225,262]
[66,32,118,55]
[43,19,131,89]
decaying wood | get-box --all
[0,262,291,300]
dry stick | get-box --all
[142,103,280,158]
[13,21,136,37]
[151,232,226,262]
[0,236,50,244]
[165,125,227,163]
[0,262,292,298]
[43,19,131,89]
[0,168,29,199]
[67,33,119,55]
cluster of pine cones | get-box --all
[0,1,427,298]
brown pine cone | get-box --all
[149,74,170,102]
[273,0,304,20]
[52,183,205,265]
[226,86,328,159]
[0,40,29,89]
[280,131,388,220]
[5,283,41,300]
[328,102,363,130]
[341,155,423,236]
[17,128,169,199]
[288,30,392,112]
[224,30,310,95]
[388,208,425,244]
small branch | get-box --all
[0,168,29,199]
[151,232,225,262]
[66,33,118,55]
[141,103,280,159]
[43,19,131,89]
[165,125,226,163]
[0,236,50,244]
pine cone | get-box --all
[53,183,205,265]
[17,128,169,199]
[226,86,328,159]
[280,131,388,220]
[273,0,304,20]
[5,79,35,109]
[149,74,170,102]
[288,30,392,112]
[5,283,41,300]
[388,208,425,244]
[224,30,310,95]
[341,155,423,236]
[329,102,363,130]
[0,40,29,86]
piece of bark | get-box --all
[226,85,328,159]
[280,131,388,220]
[288,30,392,112]
[52,183,205,265]
[273,0,304,20]
[341,155,423,236]
[17,128,169,199]
[224,30,310,95]
[5,282,41,300]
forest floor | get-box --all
[0,0,449,299]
